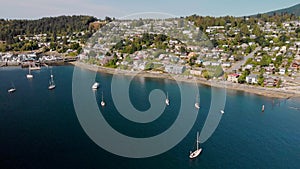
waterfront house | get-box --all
[246,74,258,84]
[227,73,240,83]
[165,64,186,74]
[133,60,147,70]
[264,77,279,87]
[190,69,202,76]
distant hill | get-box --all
[264,3,300,16]
[0,15,98,44]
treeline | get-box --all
[186,13,298,31]
[0,15,98,44]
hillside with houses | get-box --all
[81,15,300,92]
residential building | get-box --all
[165,64,186,74]
[279,68,286,75]
[190,69,202,76]
[227,73,240,83]
[246,74,258,84]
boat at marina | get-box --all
[189,132,202,159]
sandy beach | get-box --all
[71,61,300,99]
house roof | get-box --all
[247,74,258,78]
[229,73,239,77]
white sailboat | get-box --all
[165,92,170,106]
[8,83,16,93]
[189,132,202,159]
[195,94,200,109]
[220,110,225,114]
[101,92,105,107]
[48,70,56,90]
[92,82,100,90]
[26,65,33,79]
[262,105,265,112]
[8,88,16,93]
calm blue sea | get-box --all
[0,65,299,169]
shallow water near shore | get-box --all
[0,65,299,169]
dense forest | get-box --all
[0,15,98,44]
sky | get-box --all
[0,0,299,19]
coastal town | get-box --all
[1,15,300,97]
[79,17,300,96]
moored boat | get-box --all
[165,92,170,106]
[48,71,56,90]
[92,82,100,90]
[189,132,202,159]
[101,91,105,107]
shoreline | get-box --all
[71,61,300,99]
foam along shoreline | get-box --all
[71,61,300,99]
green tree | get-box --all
[145,62,154,70]
[202,70,210,80]
[240,24,250,36]
[276,79,282,88]
[238,70,250,84]
[252,25,262,37]
[257,72,265,86]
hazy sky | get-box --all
[0,0,298,19]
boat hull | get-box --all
[8,88,16,93]
[189,148,202,159]
[92,82,100,90]
[48,85,56,90]
[165,99,169,106]
[195,103,200,109]
[26,74,33,79]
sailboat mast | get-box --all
[50,70,54,84]
[196,132,199,150]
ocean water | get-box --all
[0,65,299,169]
